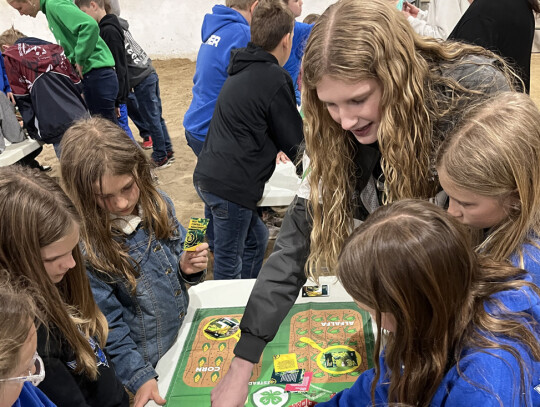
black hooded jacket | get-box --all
[193,43,304,211]
[449,0,534,92]
[118,17,155,89]
[99,14,129,105]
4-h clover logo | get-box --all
[252,386,290,407]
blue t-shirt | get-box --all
[12,382,56,407]
[0,53,12,95]
[283,21,313,105]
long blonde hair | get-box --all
[338,200,540,406]
[60,117,174,291]
[0,166,108,380]
[436,92,540,264]
[301,0,518,278]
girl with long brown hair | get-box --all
[320,199,540,406]
[212,0,518,404]
[436,92,540,286]
[0,166,128,407]
[60,117,208,407]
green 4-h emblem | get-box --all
[252,386,290,407]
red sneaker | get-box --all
[152,156,171,169]
[142,137,153,149]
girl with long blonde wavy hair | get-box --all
[0,165,128,407]
[60,117,208,407]
[324,199,540,406]
[437,92,540,286]
[302,0,518,279]
[212,0,518,405]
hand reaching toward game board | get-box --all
[134,378,166,407]
[180,242,209,275]
[211,357,254,406]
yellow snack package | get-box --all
[183,217,209,251]
[273,353,298,373]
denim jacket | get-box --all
[87,194,205,393]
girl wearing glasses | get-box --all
[0,273,52,407]
[0,166,128,407]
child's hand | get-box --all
[134,378,166,407]
[75,63,84,78]
[276,151,291,164]
[402,2,419,17]
[6,92,15,105]
[180,243,209,275]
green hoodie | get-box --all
[40,0,114,75]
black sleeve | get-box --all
[235,197,311,363]
[14,95,38,139]
[449,16,498,52]
[267,81,304,165]
[180,269,207,285]
[37,328,92,407]
[100,26,129,105]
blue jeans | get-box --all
[133,72,172,161]
[186,130,214,250]
[185,129,205,156]
[126,92,151,140]
[53,141,61,158]
[196,184,268,280]
[82,67,118,124]
[118,104,134,140]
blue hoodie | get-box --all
[0,53,12,95]
[318,277,540,407]
[513,241,540,288]
[12,382,56,407]
[283,21,313,106]
[183,5,250,141]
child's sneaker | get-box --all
[142,137,153,149]
[152,156,171,169]
[167,150,175,163]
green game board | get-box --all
[165,302,374,406]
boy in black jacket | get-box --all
[76,0,131,137]
[193,0,303,280]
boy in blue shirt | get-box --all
[184,0,258,249]
[281,0,313,105]
[183,0,258,156]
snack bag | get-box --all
[183,217,209,251]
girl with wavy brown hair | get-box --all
[212,0,519,404]
[320,199,540,406]
[60,117,208,407]
[436,92,540,287]
[0,166,128,407]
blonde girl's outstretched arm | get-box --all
[212,196,313,407]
